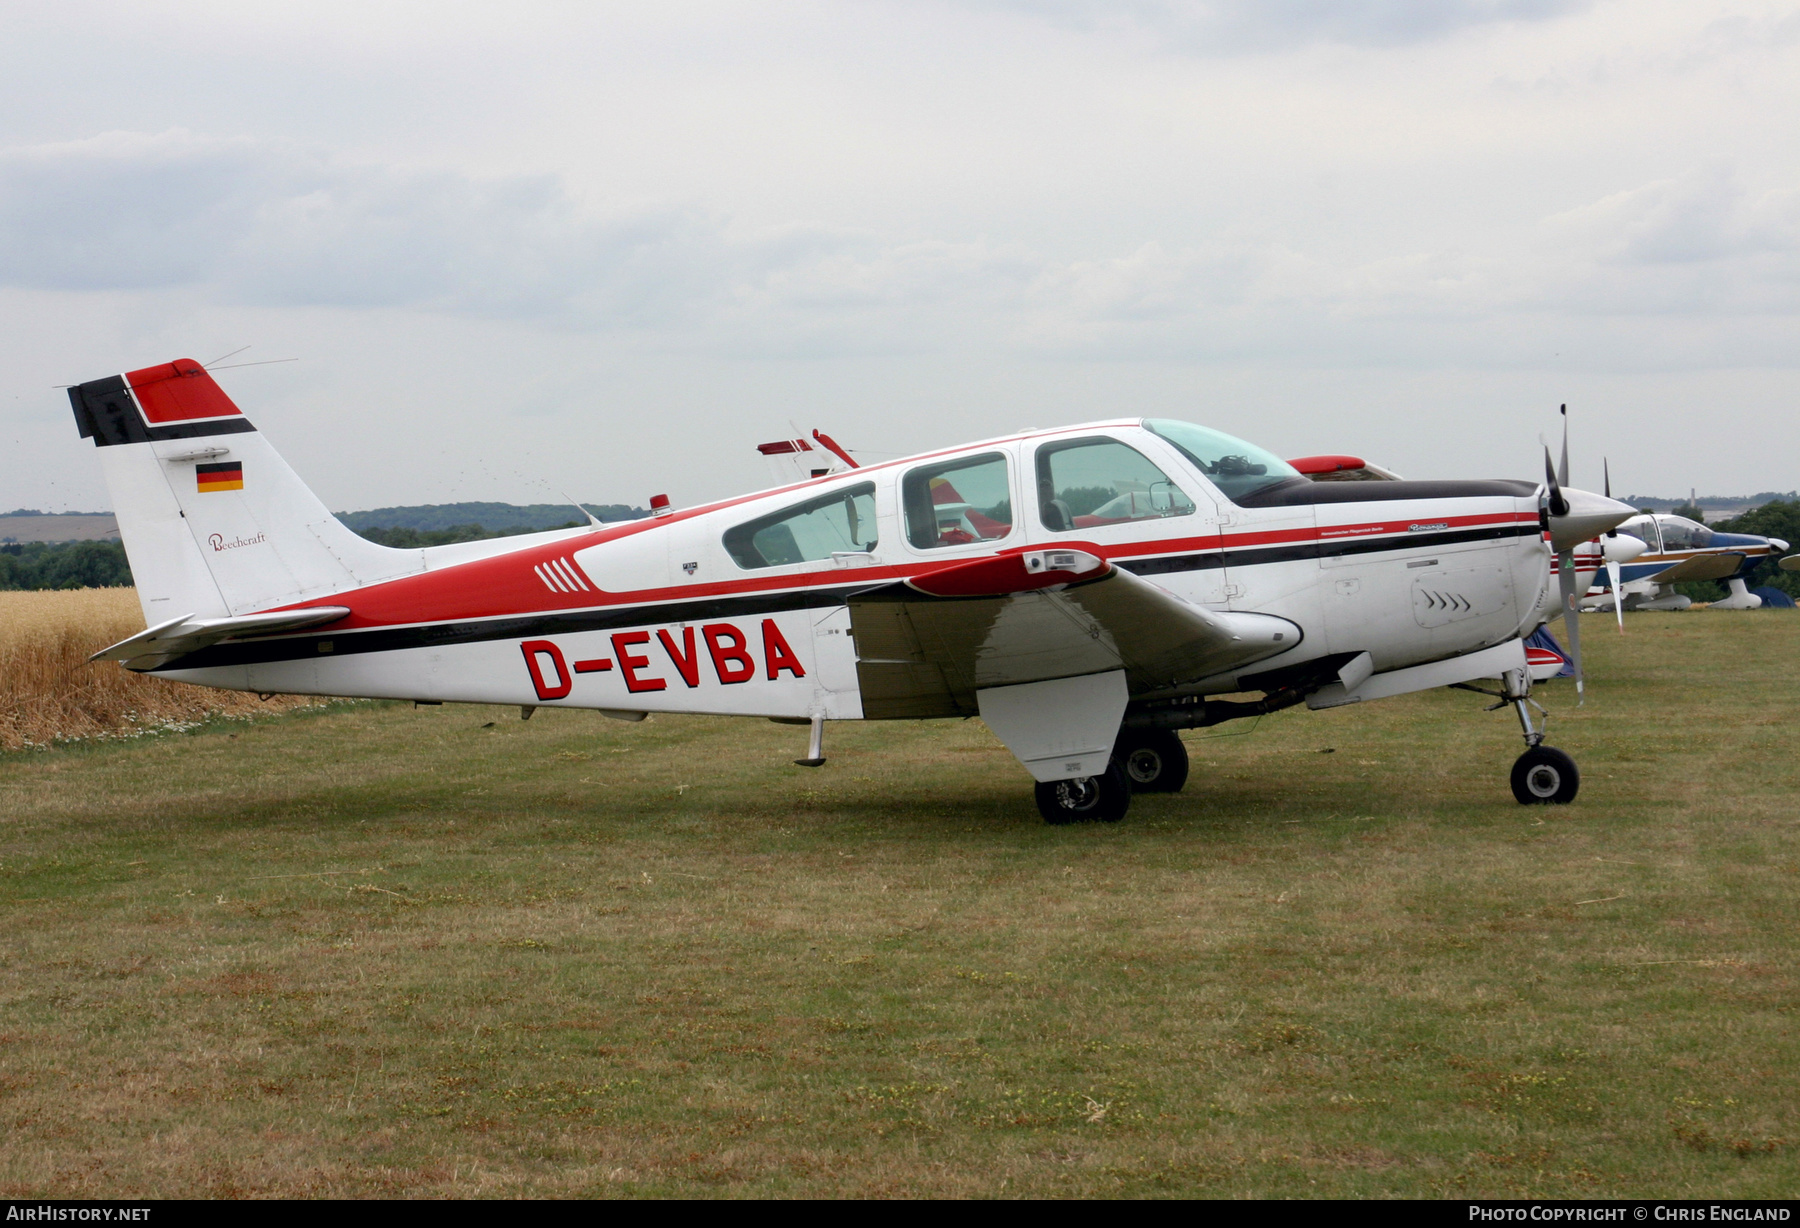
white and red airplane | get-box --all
[72,358,1635,822]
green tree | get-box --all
[0,541,133,590]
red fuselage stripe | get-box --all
[272,510,1540,631]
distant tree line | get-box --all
[0,516,623,589]
[0,541,134,589]
[334,502,646,533]
[351,522,587,548]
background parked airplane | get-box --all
[1585,512,1790,611]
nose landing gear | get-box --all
[1512,745,1579,804]
[1503,666,1580,805]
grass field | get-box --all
[1,611,1797,1198]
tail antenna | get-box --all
[204,345,252,369]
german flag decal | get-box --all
[196,461,243,492]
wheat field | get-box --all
[0,588,320,750]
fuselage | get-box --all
[150,418,1555,720]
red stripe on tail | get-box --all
[125,359,244,424]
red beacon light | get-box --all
[649,493,673,517]
[1288,454,1367,475]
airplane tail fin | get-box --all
[70,359,419,622]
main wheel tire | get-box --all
[1510,745,1580,805]
[1114,728,1190,793]
[1035,760,1132,825]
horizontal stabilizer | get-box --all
[91,606,350,670]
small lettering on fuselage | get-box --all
[1407,522,1449,532]
[520,619,807,702]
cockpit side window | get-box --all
[901,453,1013,549]
[723,482,878,569]
[1035,437,1195,532]
[1658,517,1713,551]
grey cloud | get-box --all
[0,129,733,325]
[950,0,1589,51]
[0,130,268,290]
[0,128,1064,351]
[1547,166,1800,266]
[3,130,1796,370]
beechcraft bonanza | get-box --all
[73,359,1636,822]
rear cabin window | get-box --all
[723,482,877,569]
[902,453,1013,549]
[1035,437,1195,533]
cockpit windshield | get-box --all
[1143,419,1302,504]
[1621,516,1659,552]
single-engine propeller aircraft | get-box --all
[1584,512,1790,611]
[72,360,1636,822]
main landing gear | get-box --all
[1034,728,1192,825]
[1502,667,1579,805]
[1114,727,1189,793]
[1035,759,1132,825]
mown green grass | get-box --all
[2,613,1797,1198]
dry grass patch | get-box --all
[0,588,322,750]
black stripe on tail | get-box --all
[70,375,257,447]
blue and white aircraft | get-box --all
[1585,513,1790,611]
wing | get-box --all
[1646,552,1746,583]
[848,549,1298,718]
[92,606,351,671]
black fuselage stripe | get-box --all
[157,586,866,670]
[150,523,1539,672]
[1123,523,1536,575]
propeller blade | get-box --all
[1543,446,1570,518]
[1603,456,1611,502]
[1558,403,1571,489]
[1559,548,1584,705]
[1605,558,1624,633]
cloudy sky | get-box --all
[3,0,1797,513]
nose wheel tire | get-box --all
[1036,760,1132,825]
[1510,745,1579,805]
[1114,728,1189,793]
